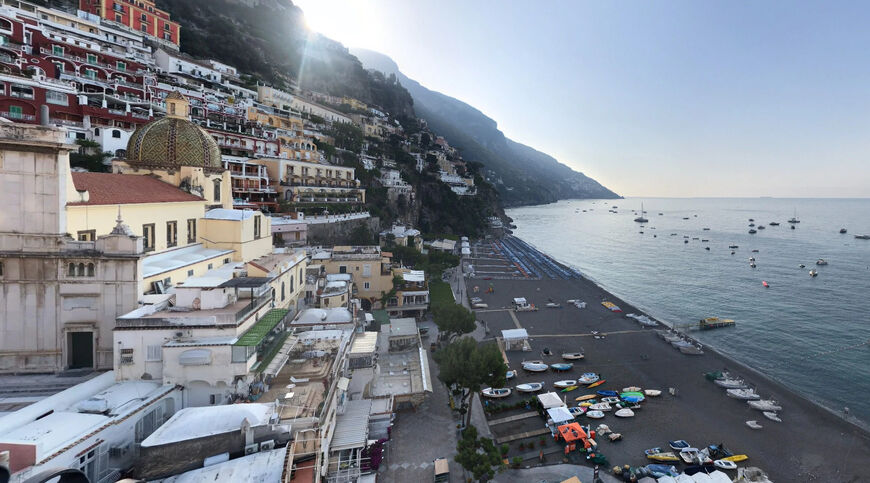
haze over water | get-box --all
[508,198,870,426]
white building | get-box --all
[154,49,223,84]
[0,371,180,483]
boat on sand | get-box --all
[550,362,573,371]
[645,448,680,462]
[746,420,763,430]
[578,372,600,384]
[522,361,548,372]
[714,378,747,389]
[515,382,544,393]
[585,410,605,419]
[553,380,577,389]
[482,388,511,398]
[726,388,761,400]
[668,440,690,450]
[714,459,737,470]
[644,389,662,397]
[614,408,635,418]
[561,351,585,360]
[747,399,782,411]
[763,411,782,422]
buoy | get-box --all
[762,281,769,288]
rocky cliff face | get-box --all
[351,49,620,206]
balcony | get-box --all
[2,111,36,121]
[50,118,84,127]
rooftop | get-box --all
[332,399,372,451]
[69,172,203,205]
[292,308,353,326]
[204,208,258,220]
[141,403,276,447]
[142,244,235,279]
[235,309,289,346]
[348,332,378,355]
[163,447,287,483]
[385,318,417,338]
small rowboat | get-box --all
[588,402,612,411]
[550,362,574,371]
[579,402,594,407]
[644,389,662,397]
[585,410,605,419]
[575,394,597,401]
[645,448,680,462]
[578,372,600,384]
[746,420,763,430]
[722,455,748,463]
[747,399,782,411]
[562,352,585,360]
[763,412,781,422]
[620,391,645,403]
[679,448,700,464]
[596,390,618,397]
[506,370,517,380]
[482,388,511,398]
[561,385,579,393]
[568,406,586,417]
[614,408,635,418]
[587,379,606,388]
[601,396,621,404]
[522,361,548,372]
[553,379,577,389]
[622,386,642,392]
[668,440,690,450]
[726,388,760,400]
[714,459,738,470]
[515,382,544,393]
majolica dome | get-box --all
[125,92,222,171]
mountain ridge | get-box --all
[350,48,620,206]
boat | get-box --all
[748,229,757,234]
[856,234,870,240]
[620,392,645,403]
[747,399,782,411]
[596,390,619,397]
[712,458,738,470]
[578,373,600,384]
[816,259,828,266]
[757,225,765,230]
[550,362,573,371]
[749,218,754,222]
[515,382,544,393]
[575,394,597,401]
[762,280,769,288]
[634,202,649,223]
[809,269,818,277]
[645,448,680,462]
[614,408,635,418]
[521,361,548,372]
[600,396,620,404]
[728,245,739,249]
[840,228,847,234]
[545,302,562,308]
[669,440,691,450]
[750,262,756,268]
[746,420,763,430]
[579,402,594,407]
[726,388,761,400]
[769,222,779,226]
[680,345,704,355]
[748,223,755,227]
[791,225,795,229]
[645,464,679,478]
[506,370,517,380]
[763,411,782,422]
[589,402,612,411]
[622,386,642,392]
[787,209,800,224]
[568,406,586,417]
[644,389,662,397]
[585,410,605,419]
[722,455,749,463]
[561,385,579,393]
[679,448,701,464]
[553,379,577,389]
[714,377,747,388]
[481,387,511,398]
[561,351,585,360]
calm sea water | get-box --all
[508,198,870,426]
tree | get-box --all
[434,338,506,398]
[432,303,476,341]
[348,224,374,245]
[454,425,505,482]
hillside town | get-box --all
[0,1,494,482]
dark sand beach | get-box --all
[466,238,870,482]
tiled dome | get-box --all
[125,92,222,171]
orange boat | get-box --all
[587,379,606,388]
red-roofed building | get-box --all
[69,172,204,206]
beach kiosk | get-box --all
[502,328,529,351]
[538,391,566,409]
[512,297,537,311]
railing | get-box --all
[2,111,35,121]
[131,112,150,120]
[50,118,83,127]
[235,293,273,323]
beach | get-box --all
[465,237,870,482]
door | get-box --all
[68,331,94,369]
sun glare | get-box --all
[294,0,384,50]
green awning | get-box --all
[234,309,289,346]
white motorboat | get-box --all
[622,386,642,392]
[714,378,747,389]
[568,406,586,417]
[714,459,738,470]
[671,340,694,349]
[644,389,662,397]
[481,387,511,398]
[588,402,612,412]
[679,447,701,464]
[746,420,763,430]
[614,408,635,418]
[561,351,585,360]
[680,345,703,355]
[727,388,761,400]
[747,399,782,411]
[515,382,544,393]
[522,361,548,372]
[578,373,600,384]
[553,379,577,389]
[585,410,605,419]
[601,397,621,404]
[763,411,782,422]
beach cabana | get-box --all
[501,328,529,351]
[538,391,565,409]
[557,422,588,443]
[547,406,574,425]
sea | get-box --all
[508,197,870,427]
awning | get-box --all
[501,328,528,340]
[537,392,564,409]
[235,309,289,346]
[547,406,574,424]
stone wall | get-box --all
[306,216,381,245]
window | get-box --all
[116,61,125,71]
[187,218,196,243]
[141,13,147,21]
[46,90,68,106]
[94,128,100,135]
[115,13,122,22]
[187,269,193,276]
[164,22,170,31]
[223,258,230,264]
[77,230,95,241]
[364,282,370,290]
[51,44,64,56]
[163,32,171,41]
[254,215,261,239]
[163,277,171,286]
[84,68,97,79]
[339,265,347,274]
[86,263,94,277]
[111,129,121,138]
[52,61,64,74]
[166,221,177,247]
[281,282,285,301]
[10,84,33,99]
[213,179,221,202]
[146,345,162,362]
[86,53,97,65]
[290,275,294,292]
[207,263,213,270]
[141,24,147,32]
[68,263,76,276]
[323,298,330,307]
[362,264,372,277]
[8,105,22,119]
[142,223,155,251]
[0,261,3,277]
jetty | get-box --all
[674,317,736,331]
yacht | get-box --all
[816,259,828,266]
[809,269,818,277]
[855,234,870,240]
[634,202,649,223]
[787,209,800,224]
[769,221,780,226]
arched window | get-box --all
[68,263,76,276]
[213,179,221,202]
[281,282,285,301]
[86,263,95,277]
[77,263,85,276]
[112,129,121,138]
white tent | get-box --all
[546,406,574,424]
[537,392,565,409]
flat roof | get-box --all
[141,403,275,447]
[293,308,353,325]
[142,244,234,279]
[386,318,417,337]
[537,392,565,409]
[501,328,528,340]
[163,447,287,483]
[235,309,289,346]
[332,399,371,451]
[547,406,574,424]
[219,277,272,288]
[349,332,378,355]
[204,208,257,220]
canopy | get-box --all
[501,328,528,340]
[537,392,564,409]
[547,406,574,424]
[557,422,588,443]
[513,297,527,305]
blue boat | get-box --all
[644,464,679,478]
[550,363,573,371]
[621,395,645,403]
[596,390,618,397]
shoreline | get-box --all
[516,235,870,435]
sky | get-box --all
[293,0,870,198]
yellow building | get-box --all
[312,246,393,308]
[246,103,319,162]
[341,97,368,111]
[251,157,365,204]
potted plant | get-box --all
[511,456,523,469]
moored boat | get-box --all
[722,454,749,463]
[561,351,585,360]
[575,394,597,401]
[481,387,511,398]
[714,378,746,389]
[578,372,600,384]
[726,388,761,400]
[614,408,635,418]
[550,362,574,371]
[568,406,586,417]
[515,382,544,393]
[585,410,605,419]
[589,402,612,411]
[587,379,606,388]
[506,370,517,380]
[553,379,577,389]
[645,448,680,462]
[816,258,828,266]
[763,411,782,422]
[679,447,701,464]
[596,390,619,397]
[747,399,782,411]
[668,440,690,450]
[746,420,763,430]
[522,361,548,372]
[714,459,738,470]
[644,389,662,397]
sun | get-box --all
[294,0,384,50]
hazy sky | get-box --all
[294,0,870,197]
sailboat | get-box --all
[634,202,649,223]
[787,208,800,224]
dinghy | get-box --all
[578,372,600,384]
[614,408,635,418]
[644,464,679,478]
[726,388,761,400]
[645,448,680,462]
[568,406,586,417]
[588,402,612,411]
[561,351,585,360]
[585,410,605,419]
[550,362,574,371]
[596,390,618,397]
[680,345,704,355]
[644,389,662,397]
[575,394,597,401]
[713,378,746,389]
[620,391,645,403]
[521,361,548,372]
[668,440,691,450]
[722,454,748,463]
[763,411,782,422]
[515,382,544,393]
[481,387,511,398]
[746,420,763,430]
[714,459,738,470]
[601,396,621,404]
[622,386,642,392]
[506,370,517,380]
[747,399,782,411]
[679,448,701,464]
[587,379,606,388]
[553,379,577,389]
